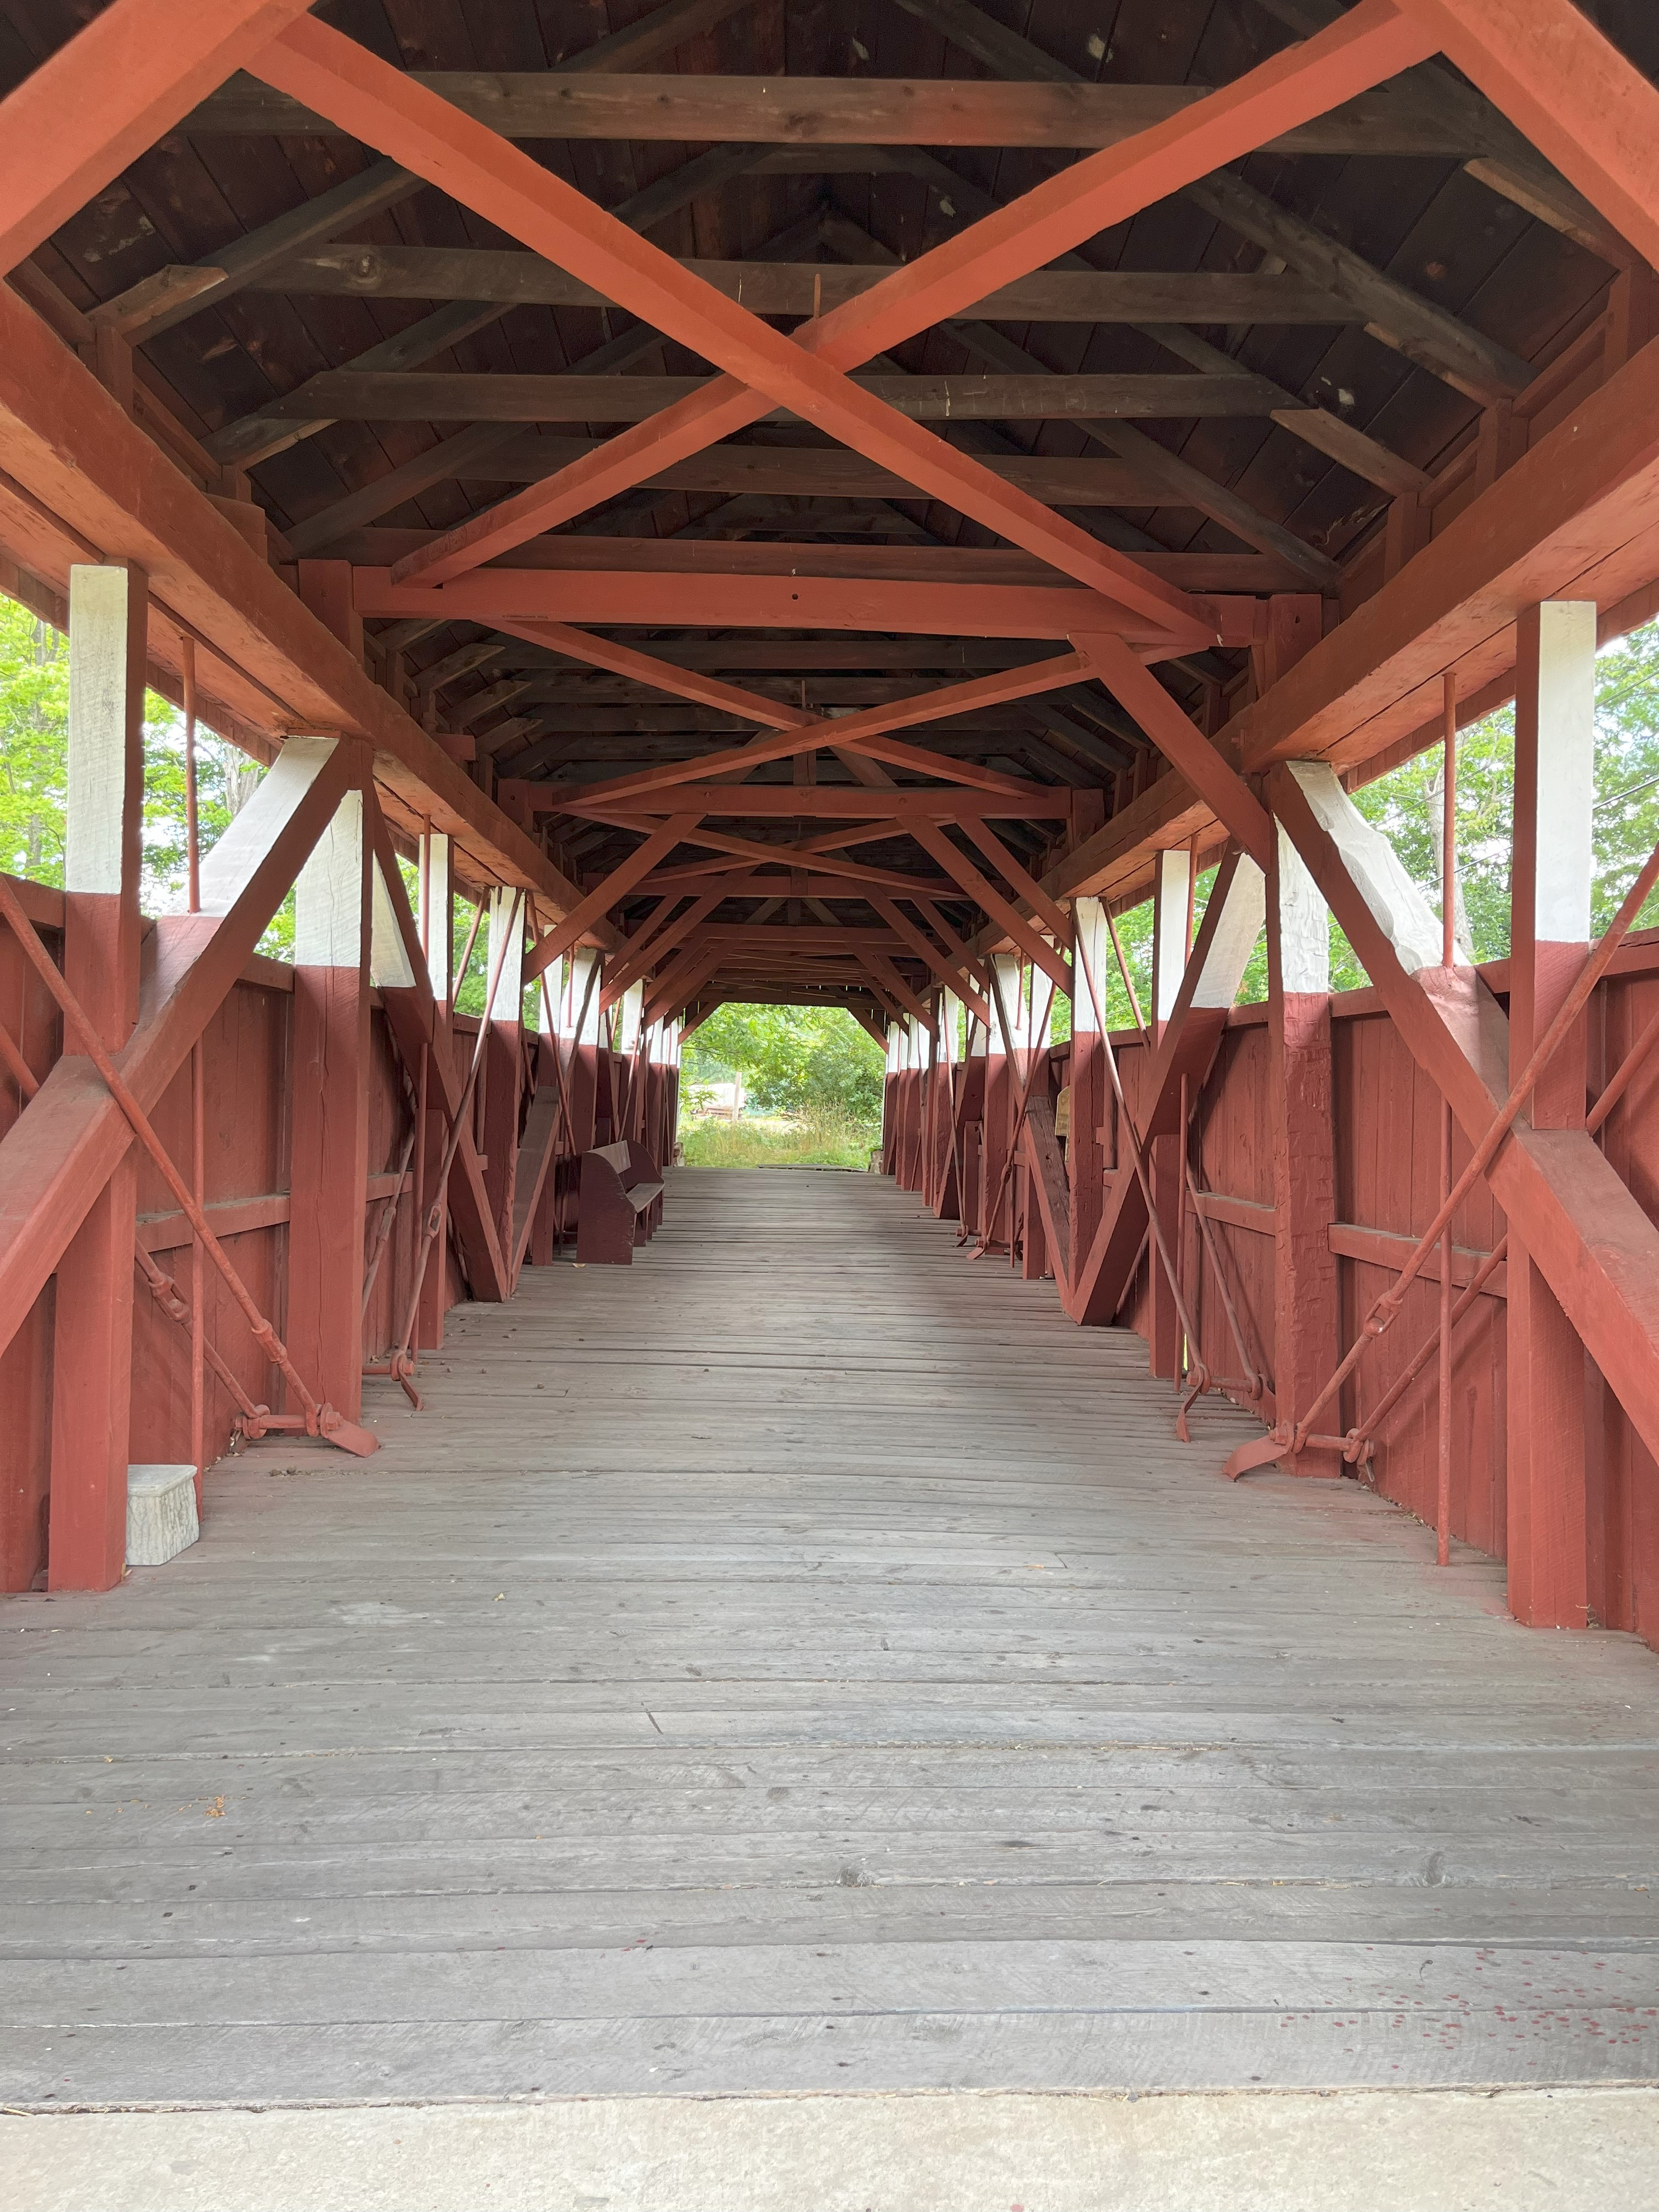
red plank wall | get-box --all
[0,891,461,1593]
[920,937,1659,1650]
[0,864,672,1593]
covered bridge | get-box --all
[3,0,1659,2153]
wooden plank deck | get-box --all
[4,1166,1659,2106]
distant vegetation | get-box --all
[679,1104,876,1170]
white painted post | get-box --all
[294,789,366,968]
[1274,826,1329,996]
[1150,847,1193,1027]
[419,829,453,1007]
[50,562,149,1590]
[939,990,963,1066]
[1508,600,1597,1628]
[618,979,645,1056]
[290,786,371,1419]
[1072,897,1109,1034]
[487,884,524,1024]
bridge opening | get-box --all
[2,0,1659,2165]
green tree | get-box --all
[685,1002,885,1122]
[0,600,69,883]
[0,591,274,923]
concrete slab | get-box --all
[4,2087,1659,2212]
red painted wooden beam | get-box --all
[253,8,1427,622]
[1068,849,1266,1324]
[1272,759,1659,1477]
[524,816,702,984]
[251,18,1206,638]
[499,620,814,734]
[1070,631,1275,867]
[514,786,1074,820]
[521,651,1088,807]
[353,567,1213,645]
[1396,0,1659,268]
[0,741,355,1364]
[0,0,321,273]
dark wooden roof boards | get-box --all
[2,0,1655,1006]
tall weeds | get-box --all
[679,1106,878,1170]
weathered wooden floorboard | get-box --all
[3,1167,1657,2104]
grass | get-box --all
[678,1107,879,1170]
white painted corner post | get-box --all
[414,827,453,1352]
[49,562,148,1590]
[482,884,526,1241]
[1069,897,1112,1295]
[288,774,372,1424]
[1509,601,1596,1628]
[1267,817,1340,1474]
[1146,848,1194,1378]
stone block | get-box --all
[126,1464,199,1567]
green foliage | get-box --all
[1588,623,1659,934]
[1329,616,1659,975]
[680,1103,876,1169]
[685,1002,885,1122]
[1101,619,1659,1009]
[0,602,69,885]
[0,592,275,929]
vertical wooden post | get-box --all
[1508,601,1595,1628]
[1146,850,1192,1379]
[48,562,147,1591]
[881,1021,901,1175]
[1019,972,1053,1283]
[982,955,1019,1248]
[190,1041,206,1506]
[933,990,961,1219]
[296,558,364,665]
[911,1013,938,1203]
[287,784,372,1423]
[664,1018,682,1161]
[1069,898,1111,1294]
[1437,673,1459,1566]
[483,885,524,1243]
[415,829,453,1351]
[528,952,565,1265]
[565,949,602,1181]
[1267,820,1341,1475]
[958,1017,986,1238]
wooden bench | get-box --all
[576,1140,665,1264]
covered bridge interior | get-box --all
[4,0,1659,2111]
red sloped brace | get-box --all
[1394,0,1659,270]
[1259,758,1659,1481]
[250,13,1434,630]
[0,0,323,272]
[1068,849,1267,1325]
[502,627,1088,804]
[524,817,704,985]
[362,793,512,1302]
[255,3,1431,601]
[0,738,354,1364]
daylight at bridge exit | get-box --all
[4,1,1659,2207]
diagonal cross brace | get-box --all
[0,737,354,1363]
[1067,848,1267,1324]
[1272,758,1659,1474]
[250,4,1432,627]
[362,794,513,1301]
